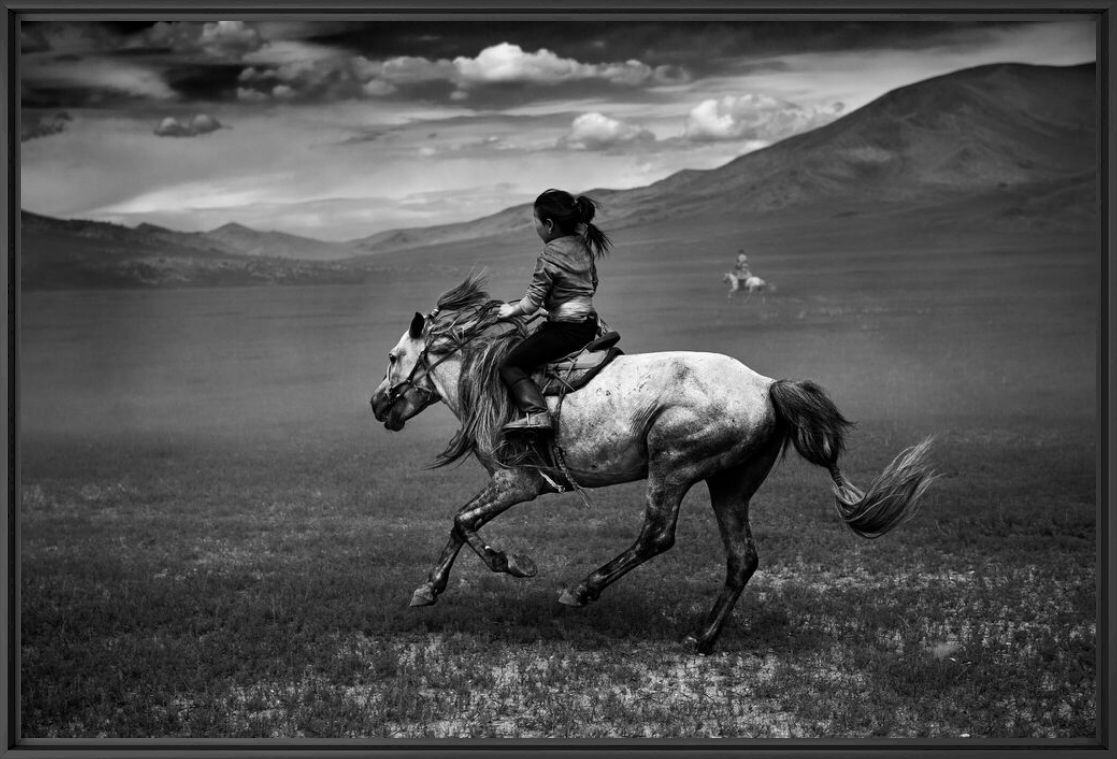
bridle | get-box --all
[383,304,498,410]
[384,348,442,408]
[384,310,446,409]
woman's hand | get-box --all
[497,302,517,320]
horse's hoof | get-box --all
[409,586,437,607]
[683,634,714,656]
[558,588,585,607]
[505,554,537,578]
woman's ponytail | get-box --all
[581,220,611,258]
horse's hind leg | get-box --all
[559,473,691,607]
[686,448,781,654]
[410,469,546,607]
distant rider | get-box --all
[734,250,751,280]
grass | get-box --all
[19,419,1096,738]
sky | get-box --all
[19,17,1096,242]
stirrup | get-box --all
[503,411,553,434]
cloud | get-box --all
[154,113,224,137]
[20,26,51,54]
[561,112,655,150]
[452,42,654,90]
[21,111,72,141]
[198,21,263,58]
[237,48,454,102]
[20,22,121,55]
[22,56,180,102]
[142,20,263,59]
[684,93,844,143]
[242,40,347,67]
[362,79,397,97]
[455,42,648,84]
[237,51,372,102]
[236,86,269,103]
[319,42,662,102]
[374,55,456,86]
[233,40,664,103]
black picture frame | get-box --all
[3,2,1113,757]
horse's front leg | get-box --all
[410,470,547,607]
[409,530,468,607]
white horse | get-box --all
[724,271,771,300]
[370,275,935,654]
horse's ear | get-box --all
[409,312,425,339]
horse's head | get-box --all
[370,311,442,431]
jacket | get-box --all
[513,235,597,321]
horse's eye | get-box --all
[388,354,397,364]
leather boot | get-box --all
[503,378,553,434]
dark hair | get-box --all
[534,188,611,257]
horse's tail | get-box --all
[768,379,936,539]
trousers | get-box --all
[499,317,598,387]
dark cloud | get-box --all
[19,21,126,57]
[22,85,71,109]
[235,56,371,102]
[22,82,115,109]
[21,111,72,141]
[336,129,392,145]
[20,27,50,54]
[309,20,1023,75]
[164,63,247,101]
[18,19,1058,111]
[21,52,179,109]
[140,21,264,59]
[21,21,266,108]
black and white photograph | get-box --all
[6,5,1108,748]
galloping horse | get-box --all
[370,274,934,654]
[724,271,770,300]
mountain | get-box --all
[350,62,1096,256]
[349,205,531,255]
[622,62,1095,216]
[19,211,365,290]
[204,222,357,261]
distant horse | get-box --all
[724,271,771,300]
[370,274,935,654]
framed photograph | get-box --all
[3,1,1112,757]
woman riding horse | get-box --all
[497,189,611,436]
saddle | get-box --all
[532,331,623,396]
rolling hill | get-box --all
[203,222,357,262]
[19,212,365,290]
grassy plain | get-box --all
[18,204,1098,739]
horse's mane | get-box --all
[426,273,537,469]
